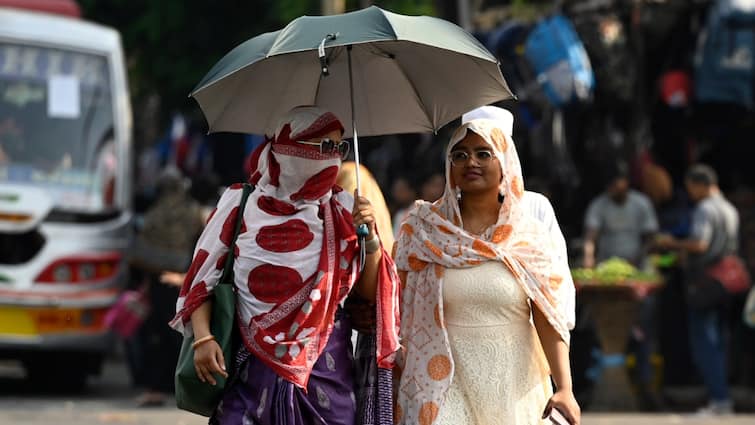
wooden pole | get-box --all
[321,0,345,15]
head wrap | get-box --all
[461,105,514,136]
[393,119,575,424]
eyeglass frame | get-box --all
[448,149,496,167]
[296,138,350,159]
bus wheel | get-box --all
[23,353,95,393]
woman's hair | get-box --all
[686,164,718,186]
[336,162,395,250]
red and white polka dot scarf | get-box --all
[171,107,400,389]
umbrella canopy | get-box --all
[191,6,513,138]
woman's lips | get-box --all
[463,170,483,180]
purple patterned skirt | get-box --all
[211,312,356,425]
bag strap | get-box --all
[218,183,253,285]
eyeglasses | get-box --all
[449,150,495,167]
[297,138,350,159]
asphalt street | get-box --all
[1,358,754,425]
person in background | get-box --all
[420,172,446,203]
[582,160,661,409]
[158,173,222,287]
[0,117,22,165]
[583,161,659,268]
[390,175,418,239]
[656,164,739,415]
[132,167,205,406]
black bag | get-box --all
[685,273,728,311]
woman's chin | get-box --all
[458,185,498,197]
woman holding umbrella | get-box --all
[394,117,580,425]
[170,106,400,425]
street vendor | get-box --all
[581,160,661,409]
[583,160,659,269]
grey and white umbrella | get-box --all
[191,5,513,234]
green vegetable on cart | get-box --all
[572,257,662,285]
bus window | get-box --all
[0,42,117,212]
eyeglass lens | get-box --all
[450,150,492,165]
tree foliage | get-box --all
[371,0,435,15]
[78,0,435,122]
[78,1,285,113]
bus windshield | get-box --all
[0,42,117,212]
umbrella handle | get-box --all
[318,33,338,76]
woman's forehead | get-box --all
[451,130,493,150]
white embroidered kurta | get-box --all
[436,261,552,425]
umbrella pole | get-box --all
[348,46,369,273]
[348,45,369,239]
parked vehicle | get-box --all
[0,0,132,389]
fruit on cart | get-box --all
[594,257,636,282]
[571,268,595,281]
[571,257,662,284]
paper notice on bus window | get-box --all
[47,75,80,119]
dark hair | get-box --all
[685,164,718,186]
[603,160,629,187]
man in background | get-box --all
[583,160,661,409]
[657,164,739,415]
[583,161,659,268]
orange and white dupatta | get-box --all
[393,119,575,425]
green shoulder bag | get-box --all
[175,183,252,416]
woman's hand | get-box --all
[543,389,581,425]
[193,338,228,386]
[352,190,377,238]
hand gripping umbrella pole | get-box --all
[319,35,370,271]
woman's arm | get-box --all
[190,301,228,386]
[533,303,581,425]
[353,239,382,302]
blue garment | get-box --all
[524,14,594,106]
[244,134,266,155]
[687,307,729,401]
[694,0,755,108]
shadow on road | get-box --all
[0,359,136,400]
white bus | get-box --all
[0,2,132,389]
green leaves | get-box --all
[372,0,435,16]
[79,1,283,113]
[78,1,435,119]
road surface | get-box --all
[1,357,753,425]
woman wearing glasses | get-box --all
[394,115,580,425]
[170,106,400,425]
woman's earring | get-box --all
[456,186,462,201]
